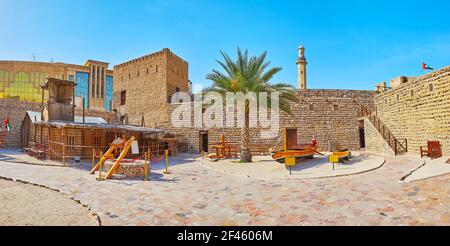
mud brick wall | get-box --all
[0,98,41,148]
[373,66,450,156]
[113,48,189,128]
[165,89,375,153]
[364,118,395,155]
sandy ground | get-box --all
[0,179,98,226]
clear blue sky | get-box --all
[1,0,449,90]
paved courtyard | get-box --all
[0,151,449,226]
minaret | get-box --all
[296,45,307,90]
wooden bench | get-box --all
[27,143,46,160]
[420,141,442,159]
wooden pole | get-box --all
[72,83,75,122]
[164,149,170,174]
[61,128,65,164]
[144,152,149,181]
[96,151,104,181]
[82,97,85,124]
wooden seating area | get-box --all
[420,141,442,159]
[208,135,239,160]
[25,142,46,160]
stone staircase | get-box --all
[359,108,408,155]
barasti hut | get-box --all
[21,78,177,163]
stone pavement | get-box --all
[0,152,449,226]
[403,156,450,183]
[198,152,385,180]
[0,149,64,167]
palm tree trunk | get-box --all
[240,102,252,162]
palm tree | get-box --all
[206,48,298,163]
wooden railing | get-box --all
[359,109,408,155]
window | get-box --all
[66,136,75,150]
[146,68,149,74]
[175,87,180,92]
[429,83,433,92]
[156,66,158,72]
[333,105,339,111]
[309,104,314,110]
[410,90,414,97]
[396,94,400,101]
[137,70,139,77]
[120,90,126,105]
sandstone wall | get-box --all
[374,66,450,156]
[113,48,189,128]
[165,89,375,153]
[364,117,395,155]
[0,98,41,148]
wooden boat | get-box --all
[332,148,351,162]
[270,144,323,164]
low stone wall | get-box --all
[104,160,149,178]
[364,118,394,155]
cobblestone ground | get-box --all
[0,154,448,226]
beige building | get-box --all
[0,60,113,112]
[113,48,190,127]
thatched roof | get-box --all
[34,120,165,134]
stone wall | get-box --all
[364,117,394,155]
[165,89,375,153]
[373,66,450,156]
[0,98,41,148]
[113,48,189,128]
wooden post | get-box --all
[283,128,287,151]
[96,151,104,181]
[61,128,65,164]
[143,151,149,181]
[157,139,160,156]
[394,140,397,156]
[163,149,170,174]
[47,126,51,160]
[72,83,75,122]
[405,139,408,152]
[82,97,85,124]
